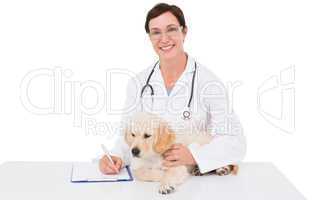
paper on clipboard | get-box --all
[71,162,133,182]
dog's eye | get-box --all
[144,133,151,139]
[131,133,135,137]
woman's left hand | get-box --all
[162,143,197,167]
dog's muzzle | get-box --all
[131,147,140,157]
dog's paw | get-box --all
[215,166,231,176]
[158,183,176,195]
[190,165,203,176]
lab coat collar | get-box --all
[185,54,196,73]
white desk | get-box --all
[0,162,305,200]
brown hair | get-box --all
[145,3,187,33]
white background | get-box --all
[0,0,314,199]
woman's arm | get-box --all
[188,112,246,173]
[188,76,246,173]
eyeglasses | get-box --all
[149,26,183,41]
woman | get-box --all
[99,3,246,175]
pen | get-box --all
[101,144,119,173]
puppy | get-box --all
[124,112,238,194]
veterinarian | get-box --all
[99,3,246,175]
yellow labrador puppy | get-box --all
[124,112,237,194]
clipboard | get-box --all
[71,162,133,183]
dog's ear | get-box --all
[153,122,176,154]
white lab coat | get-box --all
[111,55,246,173]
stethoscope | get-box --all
[140,61,197,120]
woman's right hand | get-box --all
[99,155,123,175]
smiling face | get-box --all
[148,11,187,60]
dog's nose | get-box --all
[131,147,140,157]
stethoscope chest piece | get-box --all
[182,110,192,120]
[141,60,197,118]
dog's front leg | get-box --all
[133,167,163,182]
[158,166,189,195]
